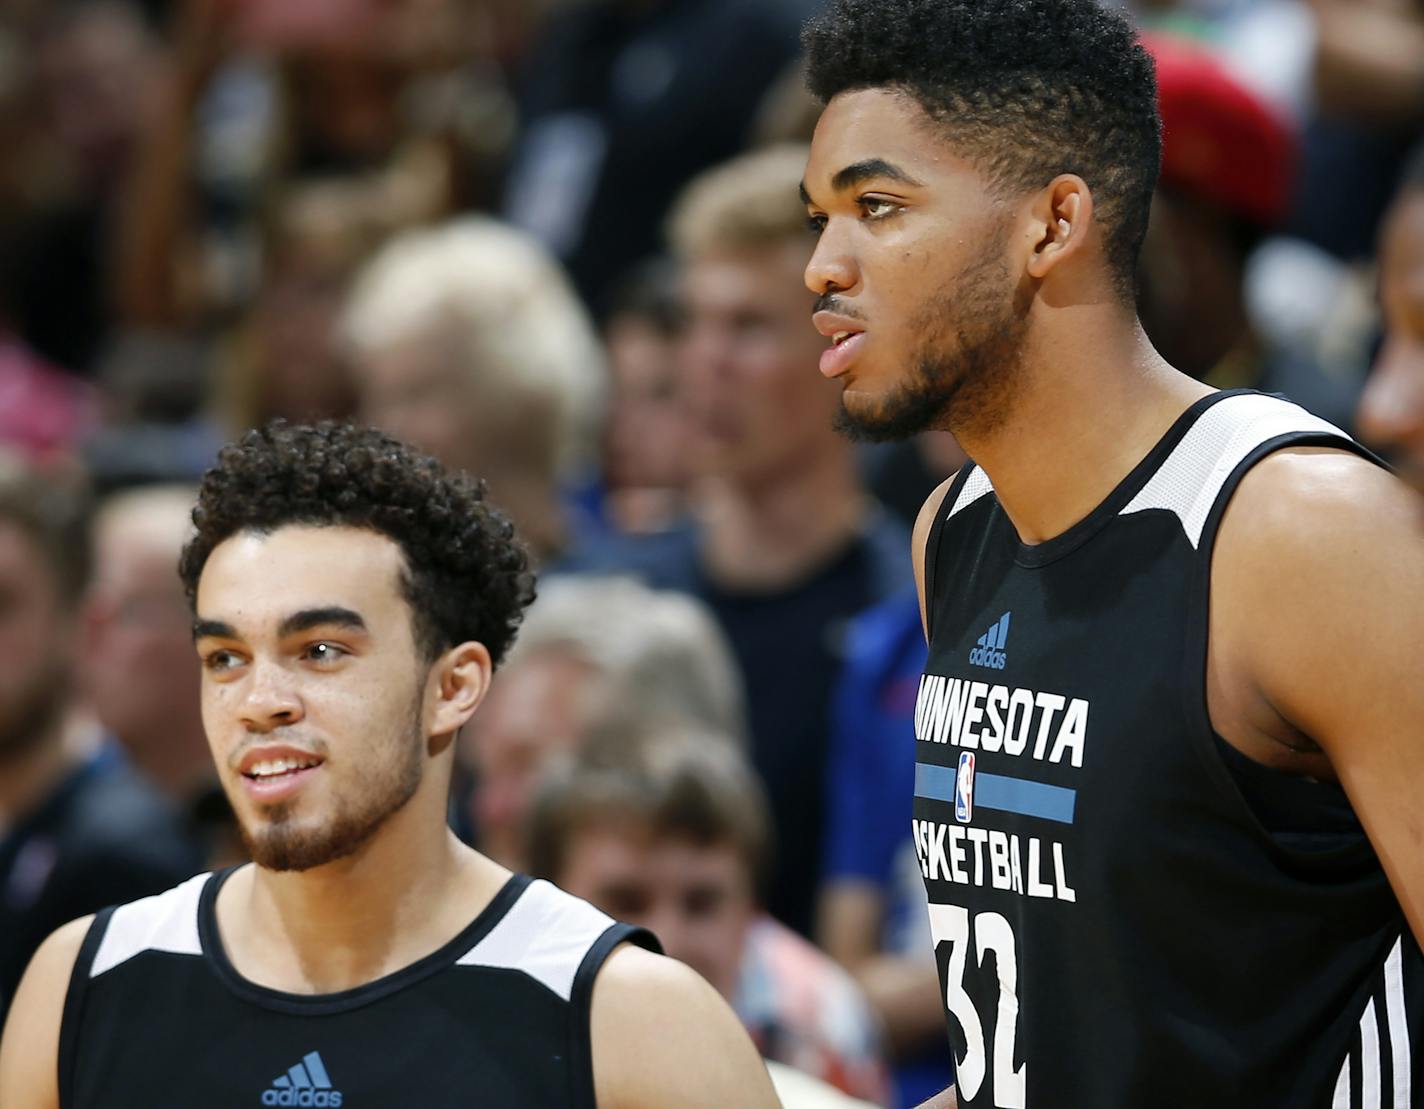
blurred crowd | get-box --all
[0,0,1421,1105]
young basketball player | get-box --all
[0,422,778,1108]
[798,2,1424,1106]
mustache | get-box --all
[812,294,865,319]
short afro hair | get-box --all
[178,422,536,666]
[803,0,1161,299]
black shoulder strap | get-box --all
[58,908,113,1109]
[924,462,978,644]
[566,923,660,1109]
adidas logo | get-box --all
[261,1052,343,1106]
[968,611,1011,670]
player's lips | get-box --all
[812,311,867,378]
[235,744,325,802]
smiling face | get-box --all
[802,89,1033,441]
[194,525,443,871]
[1358,192,1424,492]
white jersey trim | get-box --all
[947,467,994,519]
[90,872,210,977]
[455,879,614,1002]
[1332,936,1414,1109]
[1118,393,1350,548]
[1385,938,1413,1109]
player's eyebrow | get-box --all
[830,158,925,193]
[276,607,368,638]
[192,618,236,643]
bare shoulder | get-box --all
[912,475,960,636]
[590,944,778,1109]
[1215,446,1424,744]
[1219,446,1420,555]
[1214,446,1424,620]
[0,914,95,1109]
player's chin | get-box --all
[832,390,925,444]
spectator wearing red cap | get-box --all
[1137,32,1360,429]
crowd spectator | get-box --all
[529,721,890,1106]
[608,143,909,936]
[1358,144,1424,492]
[8,1,162,375]
[1136,31,1360,428]
[0,461,199,1024]
[342,217,608,567]
[819,588,954,1108]
[81,481,241,869]
[501,0,817,315]
[1289,0,1424,262]
[464,574,743,869]
[600,257,692,536]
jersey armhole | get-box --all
[923,463,976,644]
[567,923,660,1109]
[57,908,113,1109]
[1182,432,1381,832]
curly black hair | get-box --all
[803,0,1161,299]
[178,422,536,666]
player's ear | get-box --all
[1023,175,1093,281]
[426,641,492,754]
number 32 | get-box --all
[927,905,1027,1108]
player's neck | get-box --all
[220,801,509,995]
[694,441,869,591]
[959,319,1212,546]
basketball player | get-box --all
[798,2,1424,1107]
[0,423,778,1108]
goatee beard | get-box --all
[833,236,1030,444]
[239,698,426,872]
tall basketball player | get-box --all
[0,423,778,1108]
[798,2,1424,1107]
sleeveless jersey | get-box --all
[915,391,1424,1108]
[58,868,656,1108]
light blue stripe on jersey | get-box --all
[915,763,1077,824]
[304,1053,332,1089]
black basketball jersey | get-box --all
[916,391,1424,1108]
[58,868,656,1108]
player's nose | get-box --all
[804,226,859,297]
[237,659,305,733]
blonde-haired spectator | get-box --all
[343,216,606,564]
[607,142,910,938]
[465,574,743,870]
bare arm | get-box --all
[1215,450,1424,945]
[913,1087,959,1109]
[912,477,958,642]
[0,916,93,1109]
[819,883,947,1055]
[591,944,779,1109]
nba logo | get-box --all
[955,752,975,824]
